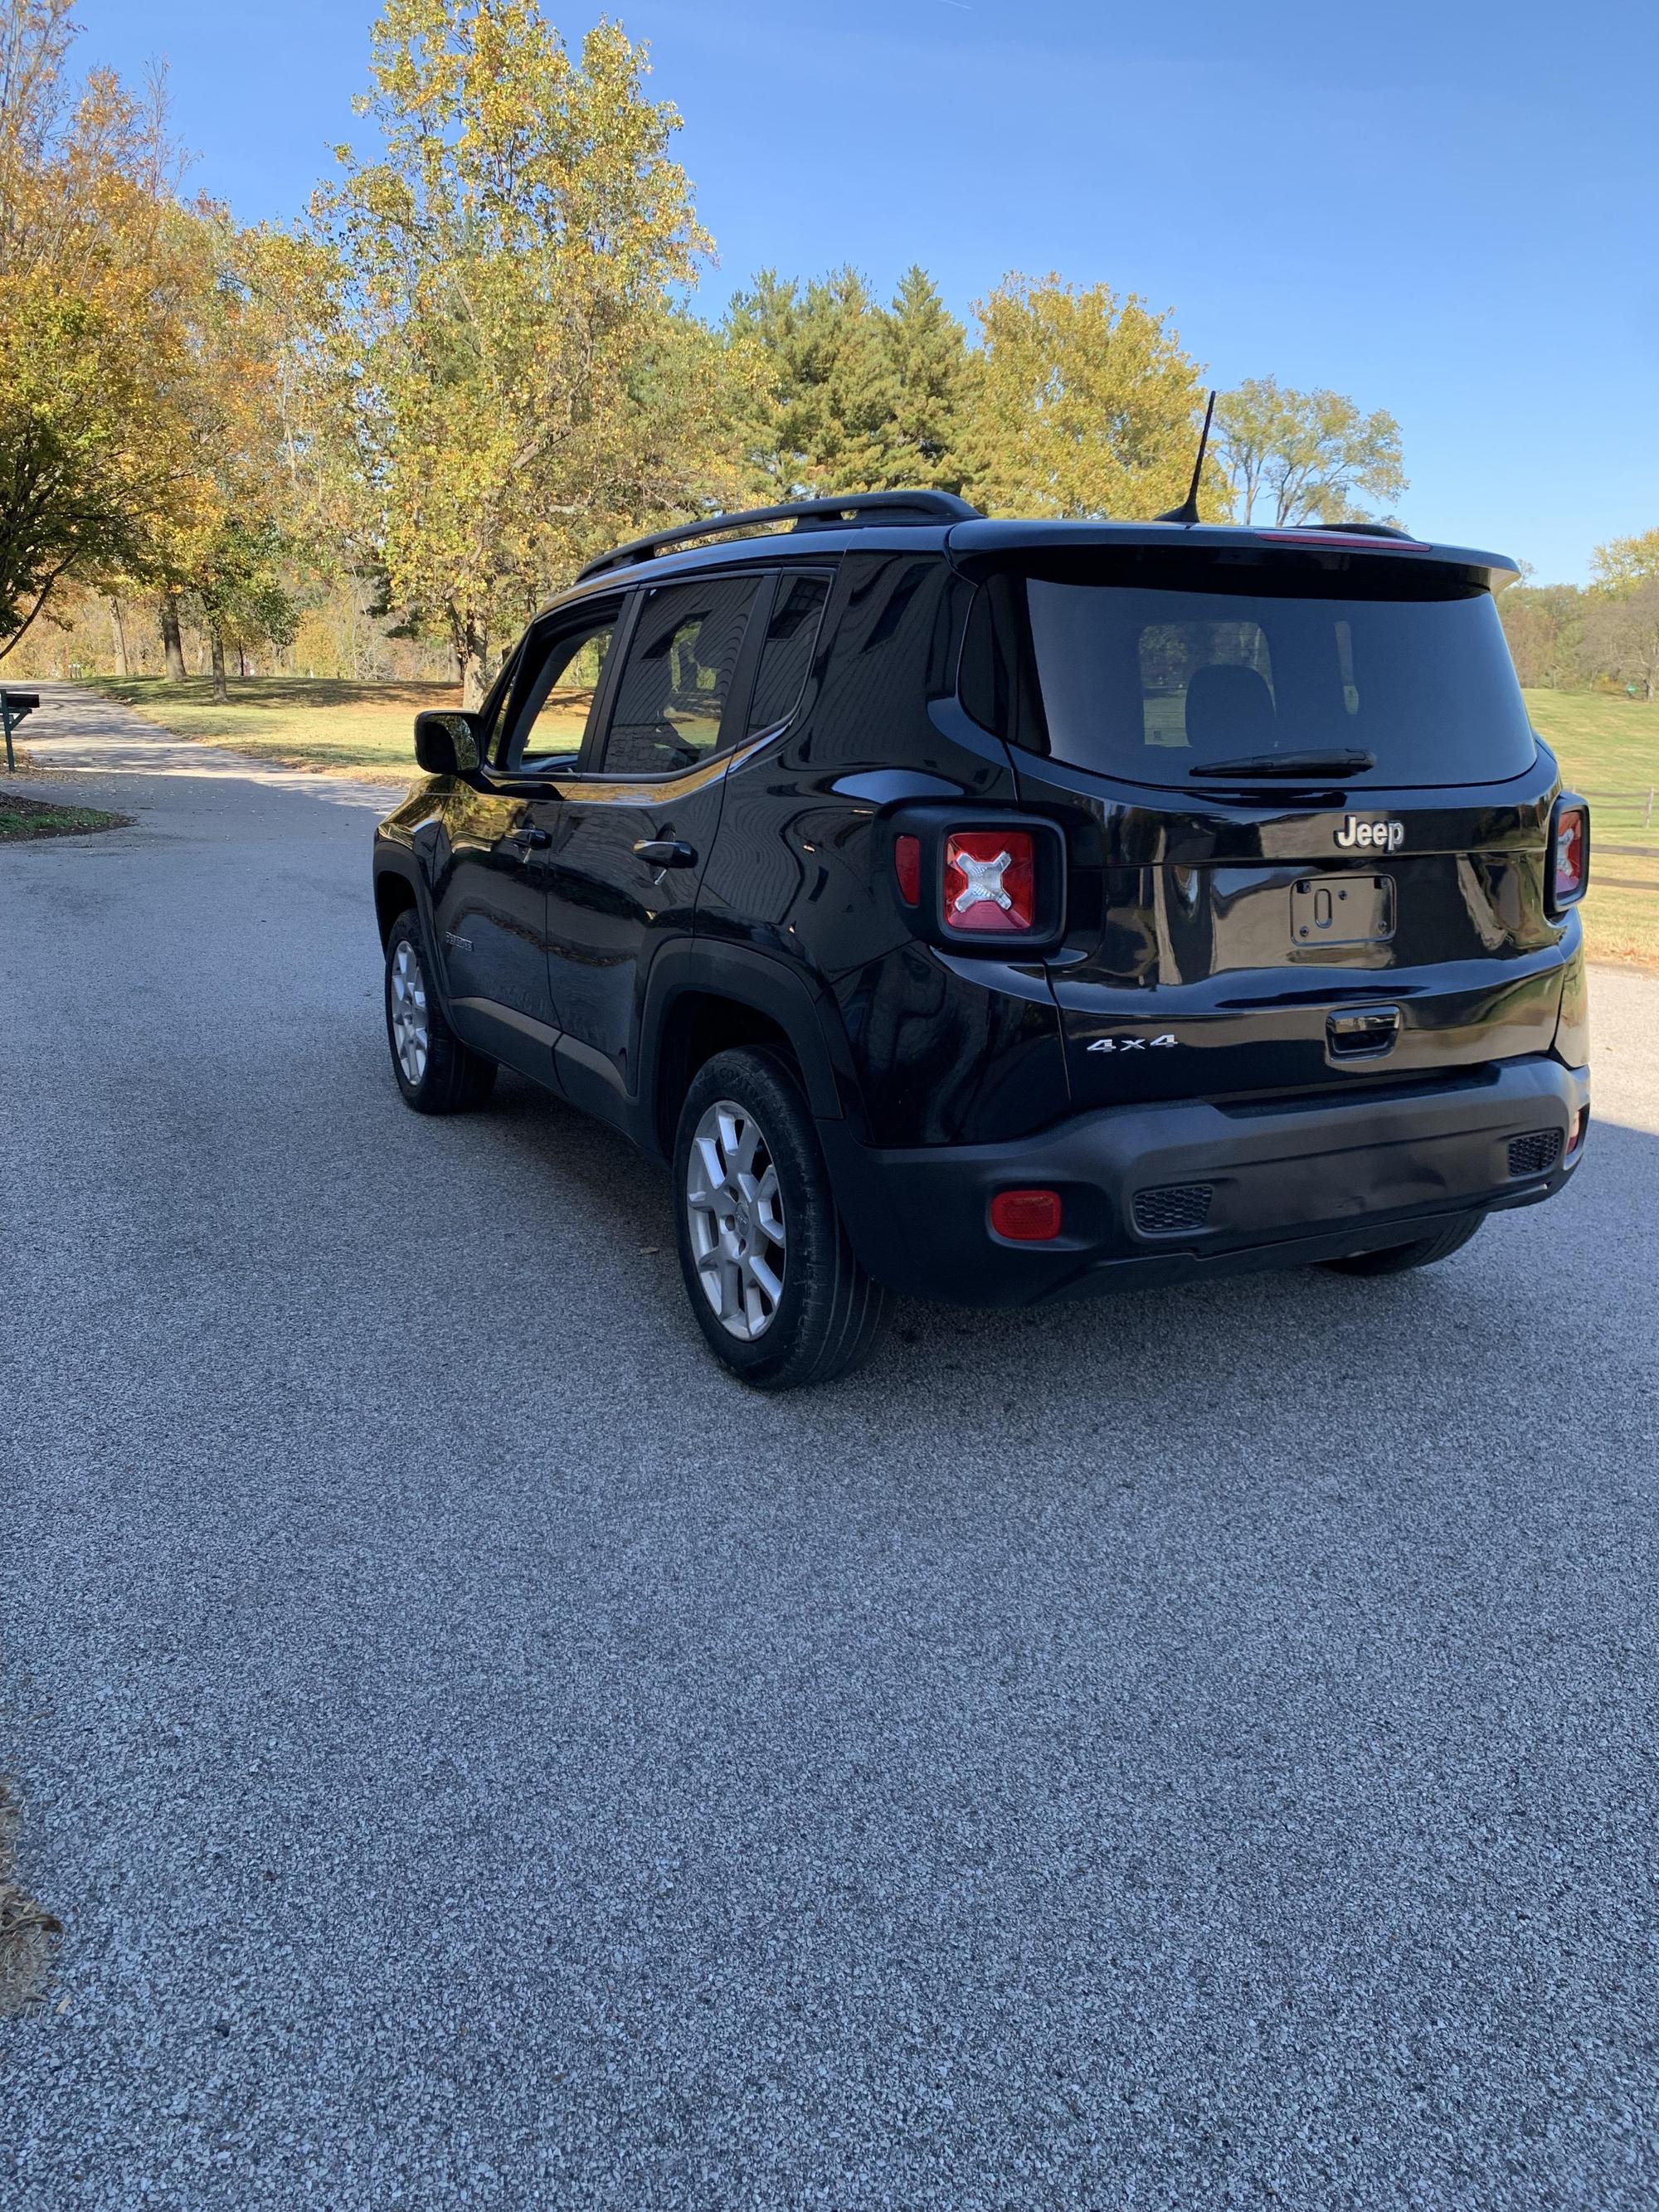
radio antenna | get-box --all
[1157,388,1217,526]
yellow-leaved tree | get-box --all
[963,274,1213,521]
[0,2,202,662]
[145,209,342,694]
[315,0,746,706]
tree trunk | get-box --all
[209,624,228,703]
[160,592,187,682]
[109,597,129,677]
[453,606,489,712]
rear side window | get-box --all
[1014,565,1538,790]
[598,576,759,776]
[747,572,830,733]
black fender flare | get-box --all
[633,937,867,1158]
[372,845,463,1027]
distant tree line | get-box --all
[1499,531,1659,698]
[2,0,1643,707]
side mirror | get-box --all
[414,710,481,777]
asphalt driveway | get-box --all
[3,687,1658,2209]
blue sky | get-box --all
[77,0,1658,585]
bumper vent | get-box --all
[1133,1183,1214,1235]
[1508,1129,1563,1178]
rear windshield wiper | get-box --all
[1189,750,1376,779]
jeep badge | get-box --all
[1335,815,1406,852]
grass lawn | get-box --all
[87,675,456,781]
[0,790,131,841]
[1524,688,1659,969]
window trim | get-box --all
[576,569,776,785]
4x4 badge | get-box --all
[1089,1033,1176,1053]
[1335,814,1405,852]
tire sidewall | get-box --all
[384,913,432,1107]
[672,1048,838,1385]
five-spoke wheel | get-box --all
[382,909,496,1114]
[388,936,430,1089]
[684,1098,789,1339]
[673,1047,888,1388]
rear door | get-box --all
[542,569,766,1121]
[964,547,1568,1108]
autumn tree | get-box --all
[961,275,1209,519]
[1215,377,1405,527]
[1591,527,1659,592]
[1498,585,1588,691]
[1583,580,1659,701]
[316,0,738,706]
[0,1,200,661]
[146,210,328,694]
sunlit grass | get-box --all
[1522,689,1659,967]
[87,675,456,779]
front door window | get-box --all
[500,607,620,775]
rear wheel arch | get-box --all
[637,943,859,1159]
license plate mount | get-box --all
[1292,873,1394,948]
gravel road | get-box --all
[3,687,1658,2209]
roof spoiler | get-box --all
[576,490,982,582]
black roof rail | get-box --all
[575,489,982,582]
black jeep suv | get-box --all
[372,490,1591,1387]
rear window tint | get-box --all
[747,572,830,734]
[600,576,758,775]
[1019,569,1538,790]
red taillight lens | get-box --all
[893,834,921,907]
[990,1189,1063,1241]
[943,829,1037,933]
[1553,804,1588,906]
[1567,1105,1589,1157]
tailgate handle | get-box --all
[1327,1005,1401,1060]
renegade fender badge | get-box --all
[1335,815,1405,852]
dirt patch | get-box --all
[0,790,132,842]
[0,1775,61,2015]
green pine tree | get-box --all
[727,264,967,500]
[877,265,970,494]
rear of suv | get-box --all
[372,491,1590,1387]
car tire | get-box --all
[1320,1213,1485,1276]
[384,909,496,1114]
[673,1045,888,1389]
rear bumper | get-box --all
[820,1055,1590,1305]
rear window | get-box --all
[1010,564,1536,790]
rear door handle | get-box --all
[634,839,697,869]
[509,825,552,850]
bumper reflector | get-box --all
[990,1189,1063,1242]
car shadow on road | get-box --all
[465,1062,1652,1456]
